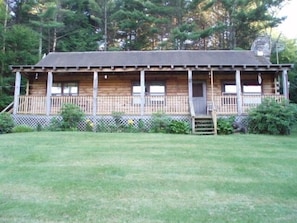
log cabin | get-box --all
[9,50,293,134]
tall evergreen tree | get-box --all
[204,0,286,49]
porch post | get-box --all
[26,79,29,96]
[13,71,21,115]
[210,69,214,103]
[188,69,195,133]
[93,71,98,116]
[235,69,243,115]
[46,72,53,116]
[188,69,195,117]
[188,70,193,101]
[140,70,145,116]
[282,69,289,100]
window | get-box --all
[243,82,262,105]
[52,82,78,96]
[222,82,262,94]
[132,82,166,104]
[243,85,261,94]
[222,83,237,95]
[222,81,262,105]
[149,83,165,104]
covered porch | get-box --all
[11,67,290,117]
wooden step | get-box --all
[192,116,215,135]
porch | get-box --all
[14,94,284,116]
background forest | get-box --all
[0,0,297,110]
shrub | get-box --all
[112,111,125,127]
[60,103,85,130]
[0,112,14,134]
[96,120,109,132]
[85,119,94,132]
[248,99,297,135]
[169,120,190,134]
[217,117,234,135]
[137,119,147,132]
[12,125,34,133]
[36,123,43,131]
[48,117,63,131]
[151,112,171,133]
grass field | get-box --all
[1,131,297,222]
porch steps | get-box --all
[193,116,215,135]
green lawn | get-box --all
[1,132,297,222]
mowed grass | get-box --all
[1,131,297,223]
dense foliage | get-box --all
[217,116,235,135]
[59,103,85,130]
[11,124,34,133]
[0,112,14,133]
[248,99,297,135]
[150,112,172,133]
[270,37,297,103]
[169,120,191,134]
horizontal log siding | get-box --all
[28,71,277,97]
[29,74,47,96]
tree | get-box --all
[0,24,39,110]
[54,0,99,52]
[204,0,286,49]
[110,0,151,50]
[270,36,297,103]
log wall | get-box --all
[28,70,277,98]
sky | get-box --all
[276,0,297,39]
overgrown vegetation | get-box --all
[48,104,85,131]
[217,116,235,135]
[248,99,297,135]
[94,112,190,134]
[169,120,191,134]
[0,112,14,134]
[11,125,34,133]
[150,112,172,133]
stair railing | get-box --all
[189,99,195,133]
[0,101,14,114]
[210,101,217,135]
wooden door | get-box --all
[192,81,207,115]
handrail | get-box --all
[0,101,14,114]
[211,105,217,135]
[189,99,195,117]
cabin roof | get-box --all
[11,50,293,72]
[35,50,270,67]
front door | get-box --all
[192,81,207,115]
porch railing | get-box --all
[16,94,285,116]
[213,94,285,114]
[17,95,189,115]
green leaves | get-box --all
[248,99,297,135]
[0,112,14,134]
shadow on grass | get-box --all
[291,124,297,136]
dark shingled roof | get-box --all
[36,50,271,67]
